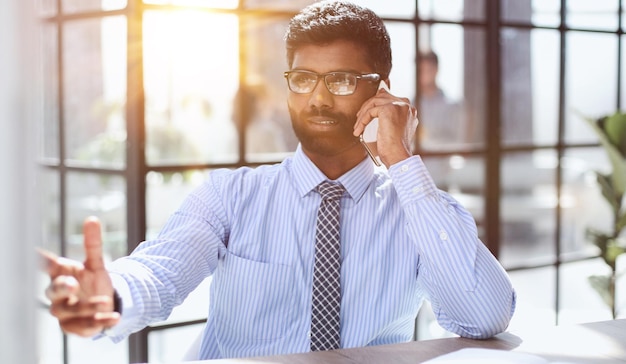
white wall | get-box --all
[0,1,38,363]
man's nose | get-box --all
[307,80,334,110]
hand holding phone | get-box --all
[360,80,389,166]
[361,80,389,143]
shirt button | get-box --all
[439,230,448,241]
[307,331,311,338]
[413,186,423,194]
[401,164,409,172]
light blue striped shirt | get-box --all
[105,145,516,359]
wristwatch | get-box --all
[113,289,122,314]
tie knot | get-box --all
[317,181,345,201]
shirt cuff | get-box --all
[98,273,139,342]
[388,155,439,203]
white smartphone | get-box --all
[360,80,389,166]
[361,80,389,143]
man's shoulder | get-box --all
[209,158,292,188]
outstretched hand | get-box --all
[38,216,120,337]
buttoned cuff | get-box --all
[96,273,139,342]
[388,155,439,204]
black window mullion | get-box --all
[55,0,70,360]
[554,0,568,327]
[484,0,502,258]
[126,0,149,362]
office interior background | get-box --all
[2,0,624,363]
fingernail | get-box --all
[67,295,79,305]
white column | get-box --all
[0,1,38,363]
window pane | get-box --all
[40,22,59,161]
[144,11,239,165]
[507,267,556,332]
[243,0,311,10]
[62,0,127,14]
[419,24,483,150]
[350,0,415,18]
[149,324,205,362]
[441,155,486,240]
[66,172,127,261]
[387,22,416,112]
[502,0,560,27]
[559,259,616,324]
[567,0,619,31]
[37,0,57,18]
[67,334,128,364]
[418,0,484,22]
[565,32,617,144]
[40,170,61,255]
[143,0,237,7]
[62,16,127,168]
[499,151,557,268]
[146,169,208,239]
[560,147,612,259]
[241,17,296,162]
[243,0,415,17]
[623,0,626,30]
[502,28,559,146]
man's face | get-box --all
[419,59,438,89]
[287,40,379,159]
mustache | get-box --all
[303,109,346,121]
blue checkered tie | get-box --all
[310,181,345,351]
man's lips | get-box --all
[307,115,340,125]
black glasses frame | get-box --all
[283,70,380,96]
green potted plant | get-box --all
[583,111,626,319]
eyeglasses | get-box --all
[284,70,380,96]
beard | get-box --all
[289,107,361,157]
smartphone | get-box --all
[360,80,389,166]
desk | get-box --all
[193,319,626,363]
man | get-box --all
[418,50,468,150]
[41,1,516,360]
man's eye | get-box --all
[328,79,350,87]
[293,75,314,85]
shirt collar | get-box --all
[291,144,375,203]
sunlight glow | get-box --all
[142,0,238,8]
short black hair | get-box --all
[284,0,392,80]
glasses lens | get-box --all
[325,73,357,96]
[288,72,318,94]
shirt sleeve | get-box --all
[389,155,516,339]
[99,173,230,342]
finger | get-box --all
[37,248,85,279]
[50,295,114,321]
[353,107,381,137]
[59,314,121,338]
[37,247,61,276]
[46,275,80,304]
[83,216,105,271]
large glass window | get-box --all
[36,0,623,362]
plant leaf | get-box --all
[588,274,614,308]
[606,240,625,268]
[583,116,626,196]
[596,173,620,211]
[618,211,626,232]
[605,112,626,157]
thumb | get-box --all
[83,216,105,271]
